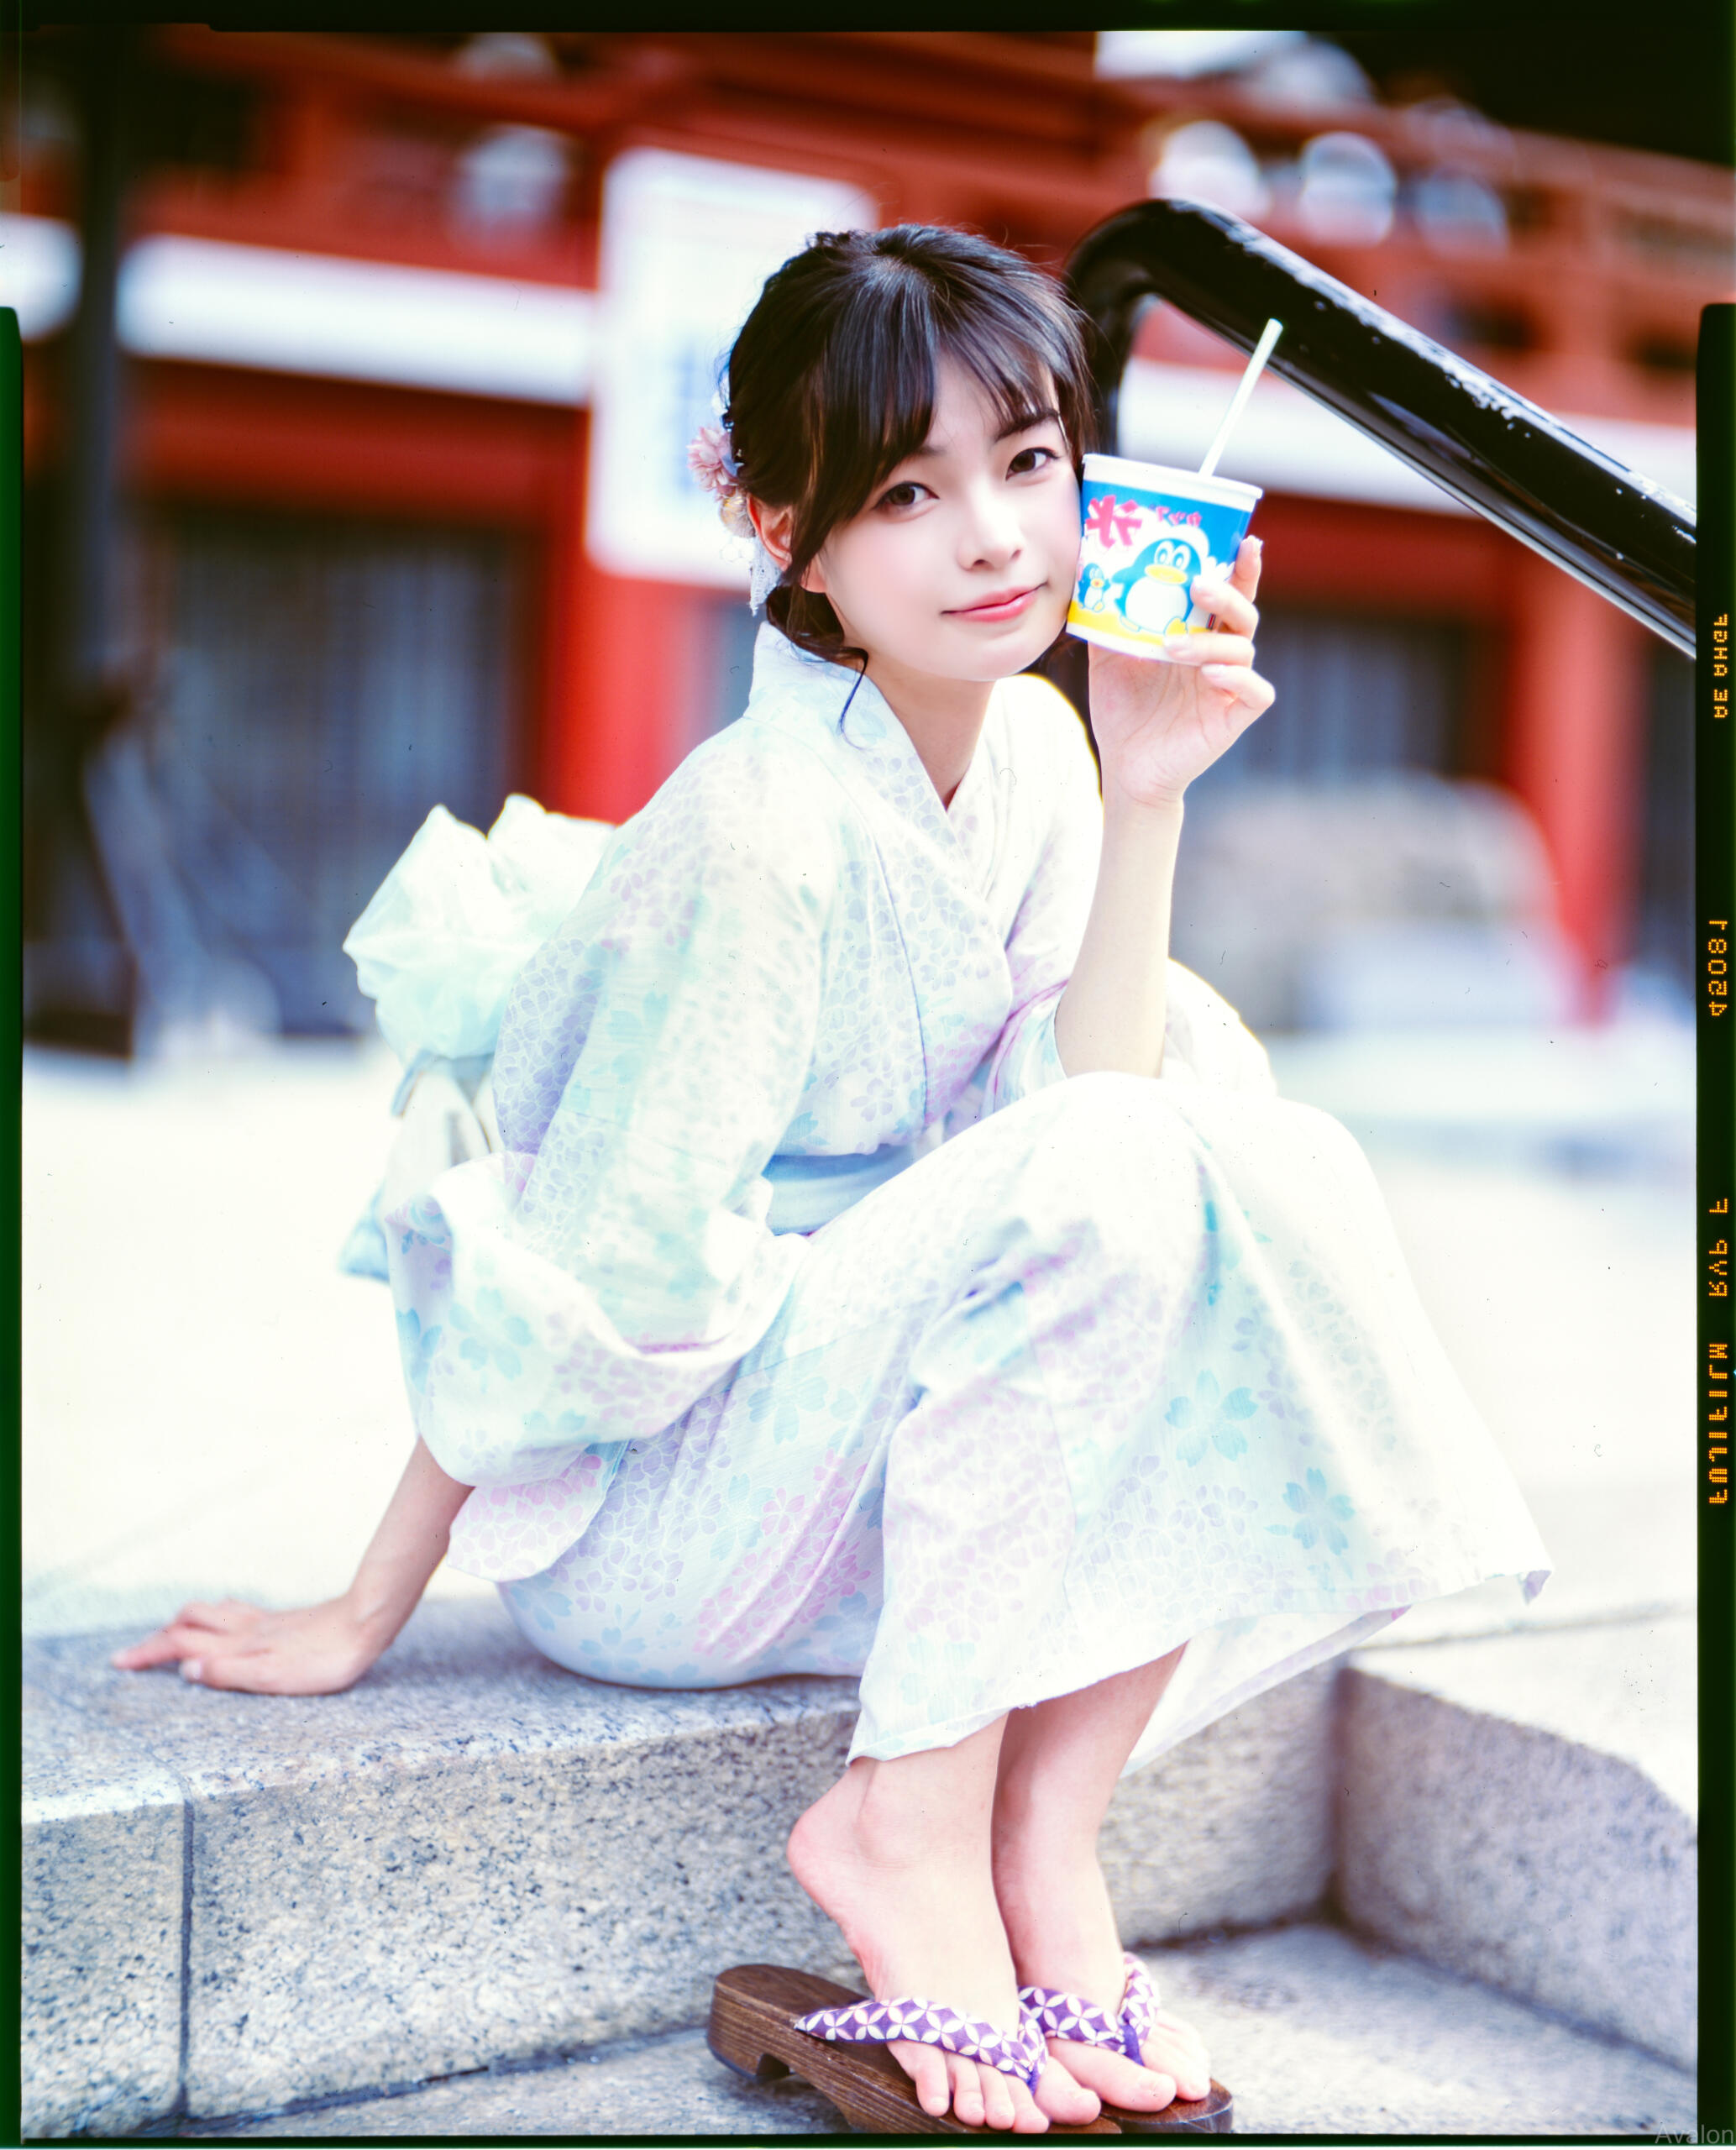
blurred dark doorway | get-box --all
[143,508,522,1035]
[1188,606,1475,794]
[1040,604,1477,791]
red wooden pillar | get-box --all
[536,412,710,826]
[1503,551,1648,1019]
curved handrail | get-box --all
[1066,198,1696,654]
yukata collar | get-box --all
[749,621,899,750]
[748,621,1002,776]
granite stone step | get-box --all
[1337,1612,1697,2072]
[22,1599,1697,2137]
[184,1925,1697,2139]
[21,1598,1339,2138]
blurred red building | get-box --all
[12,29,1730,1041]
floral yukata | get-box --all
[354,624,1549,1772]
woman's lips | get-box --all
[947,585,1041,622]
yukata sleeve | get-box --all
[977,682,1104,1114]
[343,794,615,1071]
[962,679,1275,1118]
[1156,959,1277,1094]
[386,747,835,1516]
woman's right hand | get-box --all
[110,1441,470,1697]
[110,1594,390,1696]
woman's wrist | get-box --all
[1100,769,1188,826]
[341,1568,427,1650]
[343,1523,455,1645]
[338,1439,472,1651]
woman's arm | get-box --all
[1052,790,1184,1079]
[1054,537,1272,1079]
[111,1439,472,1695]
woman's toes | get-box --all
[1034,2055,1101,2125]
[904,2044,951,2117]
[1007,2074,1051,2133]
[981,2062,1018,2132]
[948,2053,985,2126]
[1146,2022,1210,2100]
[1054,2042,1177,2111]
[1153,2010,1209,2056]
[1119,2062,1179,2113]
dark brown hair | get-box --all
[721,225,1098,663]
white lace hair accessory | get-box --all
[688,421,783,614]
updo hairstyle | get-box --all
[722,224,1098,663]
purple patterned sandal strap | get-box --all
[793,1995,1048,2090]
[1019,1953,1160,2068]
[1118,1952,1162,2060]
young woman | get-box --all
[117,226,1549,2133]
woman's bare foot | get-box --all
[992,1828,1212,2114]
[986,1654,1212,2112]
[786,1736,1101,2132]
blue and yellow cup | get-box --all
[1067,454,1261,660]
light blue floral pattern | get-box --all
[1165,1371,1259,1465]
[1273,1466,1357,1556]
[354,624,1550,1771]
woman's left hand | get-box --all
[1085,534,1275,811]
[111,1594,390,1696]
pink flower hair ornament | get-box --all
[687,422,758,542]
[688,419,782,611]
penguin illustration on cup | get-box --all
[1110,529,1214,640]
[1074,560,1115,614]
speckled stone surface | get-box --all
[197,1924,1696,2138]
[1101,1663,1335,1942]
[21,1681,187,2138]
[192,2027,841,2137]
[1339,1617,1697,2069]
[23,1598,1340,2124]
[25,1600,862,2118]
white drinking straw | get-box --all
[1198,317,1283,479]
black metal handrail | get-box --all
[1066,199,1696,655]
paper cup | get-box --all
[1067,454,1261,660]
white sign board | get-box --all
[585,149,876,587]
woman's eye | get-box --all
[1008,446,1059,476]
[877,480,928,511]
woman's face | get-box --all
[802,359,1082,687]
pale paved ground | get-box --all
[23,1023,1695,1645]
[192,1925,1696,2137]
[24,1036,488,1637]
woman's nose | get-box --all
[958,483,1021,565]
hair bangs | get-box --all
[940,309,1078,452]
[800,271,946,532]
[723,224,1098,663]
[810,273,1083,534]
